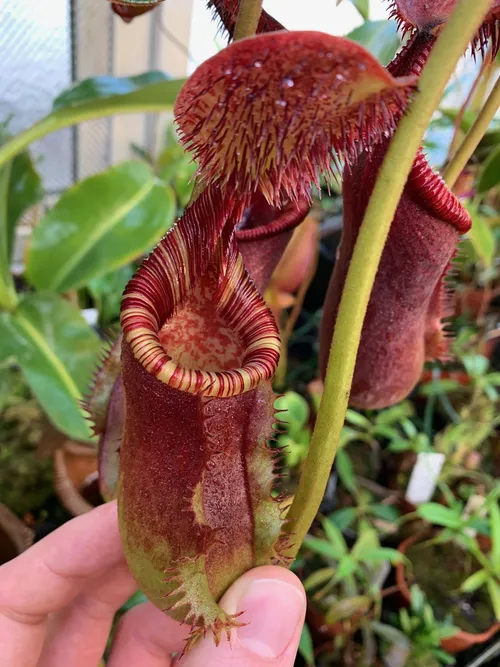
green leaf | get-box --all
[346,0,370,20]
[401,418,417,438]
[326,596,371,624]
[276,391,309,435]
[330,507,357,532]
[26,162,176,292]
[303,568,335,592]
[351,525,379,560]
[303,536,341,560]
[339,426,359,448]
[486,577,500,621]
[462,353,489,379]
[335,555,358,581]
[478,144,500,193]
[322,517,348,556]
[347,20,401,66]
[416,503,462,529]
[336,448,357,495]
[345,409,371,429]
[0,294,101,440]
[372,424,399,440]
[371,621,409,647]
[490,502,500,570]
[298,624,315,666]
[0,159,17,309]
[88,264,135,325]
[410,584,425,614]
[370,503,400,523]
[387,439,411,453]
[461,569,488,593]
[374,401,414,425]
[6,150,43,260]
[359,548,404,565]
[0,74,186,171]
[418,379,462,396]
[467,207,495,268]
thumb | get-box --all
[178,565,306,667]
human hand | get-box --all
[0,501,306,666]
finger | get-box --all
[0,501,123,667]
[179,566,306,667]
[108,600,189,667]
[37,562,137,667]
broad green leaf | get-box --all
[330,507,357,532]
[88,264,135,325]
[322,517,348,556]
[276,391,309,435]
[157,147,196,209]
[26,162,176,292]
[0,73,186,170]
[336,448,357,495]
[478,144,500,193]
[0,294,101,441]
[416,503,462,529]
[53,71,176,111]
[467,207,495,268]
[461,569,488,593]
[298,624,315,666]
[303,536,340,560]
[347,20,401,66]
[303,568,335,592]
[7,150,43,258]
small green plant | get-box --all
[303,519,404,624]
[276,391,311,468]
[329,489,401,535]
[460,500,500,621]
[414,486,494,546]
[375,585,458,666]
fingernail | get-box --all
[236,578,305,658]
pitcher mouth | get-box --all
[120,187,280,398]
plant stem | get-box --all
[447,47,492,160]
[283,0,493,559]
[233,0,263,41]
[444,75,500,188]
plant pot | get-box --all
[0,504,34,564]
[53,441,102,516]
[396,533,500,653]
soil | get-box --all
[407,541,497,634]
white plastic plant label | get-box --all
[405,452,446,505]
